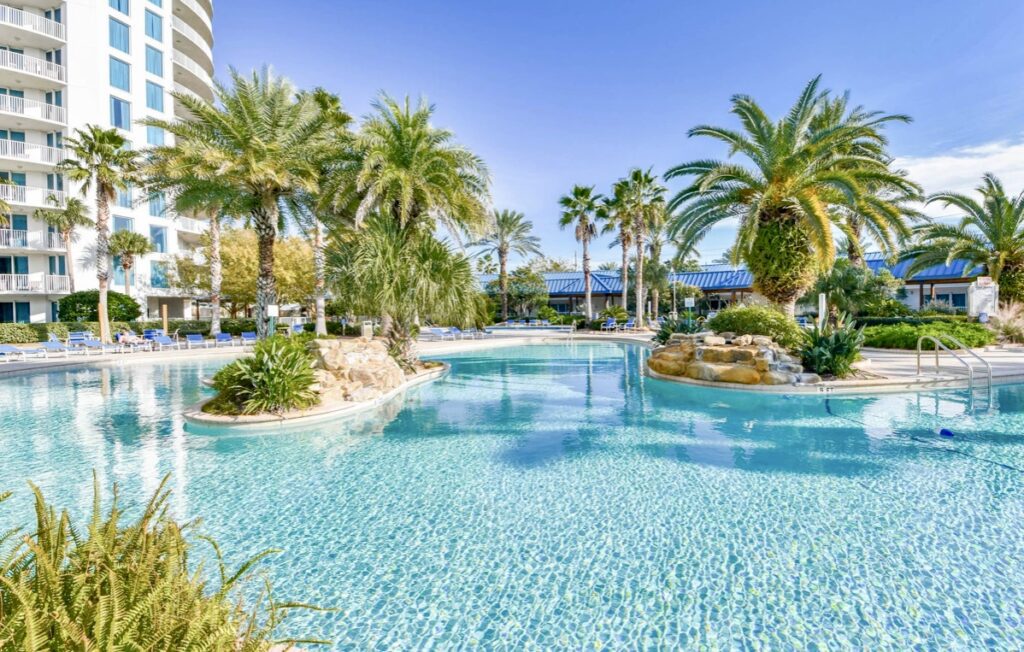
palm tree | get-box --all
[559,186,602,318]
[34,196,91,293]
[108,230,153,297]
[665,76,918,316]
[472,209,541,321]
[902,174,1024,302]
[144,67,335,338]
[621,168,666,326]
[59,125,137,342]
[645,206,671,320]
[598,184,632,310]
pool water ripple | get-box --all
[1,342,1023,649]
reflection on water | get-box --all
[1,344,1023,649]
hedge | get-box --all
[855,315,970,327]
[861,321,996,350]
[705,305,805,349]
[0,319,261,344]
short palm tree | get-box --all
[902,174,1024,301]
[559,186,602,318]
[35,195,92,292]
[472,209,541,321]
[598,184,632,309]
[621,168,666,325]
[108,230,153,297]
[59,125,137,342]
[144,67,335,338]
[665,76,917,316]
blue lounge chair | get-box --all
[41,341,78,357]
[153,335,181,350]
[143,328,165,341]
[599,318,617,332]
[0,344,45,362]
[185,333,212,349]
[215,333,237,347]
[240,332,258,346]
[289,323,305,335]
[81,338,122,354]
[619,318,636,332]
[426,327,454,341]
[449,327,467,340]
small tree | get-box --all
[492,268,549,317]
[34,196,92,293]
[108,230,153,297]
[58,290,141,322]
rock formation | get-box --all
[309,339,407,403]
[647,332,821,386]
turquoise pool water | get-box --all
[1,342,1023,649]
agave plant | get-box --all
[798,312,865,378]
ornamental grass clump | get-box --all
[207,336,319,415]
[799,313,864,378]
[0,475,326,651]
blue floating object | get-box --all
[940,428,955,438]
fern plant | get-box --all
[209,336,319,415]
[0,475,327,650]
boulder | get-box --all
[703,335,726,346]
[731,347,756,364]
[751,335,774,347]
[718,332,736,341]
[754,357,771,372]
[685,361,725,382]
[647,357,685,376]
[700,346,734,363]
[797,373,822,385]
[308,339,407,404]
[717,365,762,385]
[732,334,753,346]
[760,371,796,385]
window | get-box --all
[0,302,31,324]
[145,45,162,76]
[110,96,131,129]
[109,0,129,14]
[50,302,58,323]
[46,173,63,192]
[109,57,130,91]
[116,185,132,208]
[113,256,135,288]
[145,81,163,112]
[150,260,168,288]
[109,18,129,53]
[149,192,165,217]
[144,10,162,41]
[150,225,167,253]
[149,0,161,6]
[45,90,62,107]
[146,125,164,146]
[48,255,66,276]
[114,216,134,232]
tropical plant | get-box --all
[598,184,632,309]
[0,475,324,650]
[806,259,904,320]
[34,195,92,293]
[58,289,141,322]
[559,185,602,318]
[59,125,138,342]
[536,305,560,322]
[108,230,153,296]
[472,209,541,321]
[493,267,550,318]
[644,206,672,320]
[600,305,628,321]
[705,304,805,349]
[666,76,918,316]
[144,67,336,338]
[208,336,318,415]
[798,312,864,377]
[988,301,1024,343]
[902,174,1024,302]
[474,252,498,274]
[862,321,996,350]
[652,316,704,345]
[618,168,666,326]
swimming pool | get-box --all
[1,342,1022,648]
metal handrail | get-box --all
[917,335,974,387]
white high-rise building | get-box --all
[0,0,214,324]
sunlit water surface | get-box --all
[1,343,1023,649]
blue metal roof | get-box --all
[863,252,984,282]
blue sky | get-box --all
[214,0,1024,266]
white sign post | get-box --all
[817,293,827,329]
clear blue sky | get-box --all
[213,0,1024,266]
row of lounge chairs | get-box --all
[598,317,667,332]
[422,326,495,341]
[503,319,554,327]
[0,329,260,362]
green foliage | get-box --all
[209,336,319,415]
[0,319,262,344]
[706,304,804,349]
[807,259,904,316]
[58,290,141,322]
[855,315,968,327]
[862,321,996,350]
[652,316,704,345]
[919,300,964,316]
[799,313,864,378]
[600,305,628,320]
[0,475,325,651]
[745,219,818,310]
[860,297,912,317]
[489,267,549,317]
[536,306,559,322]
[989,302,1024,343]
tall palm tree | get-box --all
[144,67,335,338]
[59,125,137,342]
[35,196,91,293]
[902,174,1024,302]
[665,76,917,316]
[598,184,632,309]
[645,206,671,320]
[559,186,602,318]
[472,209,541,321]
[108,230,153,297]
[620,168,665,326]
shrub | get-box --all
[0,475,323,650]
[600,305,628,321]
[652,314,704,345]
[705,305,804,349]
[988,301,1024,343]
[799,313,864,378]
[855,315,969,327]
[536,306,559,322]
[862,321,996,350]
[208,336,319,415]
[58,290,141,322]
[919,300,964,316]
[860,297,913,317]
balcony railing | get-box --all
[0,5,66,41]
[0,138,63,166]
[176,216,206,234]
[0,94,65,124]
[0,273,69,293]
[172,50,213,90]
[46,273,69,293]
[176,0,213,34]
[171,15,213,65]
[0,228,64,249]
[0,49,65,83]
[0,227,26,248]
[0,185,66,208]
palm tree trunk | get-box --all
[651,288,659,321]
[252,205,277,339]
[123,263,130,296]
[634,238,645,326]
[499,247,509,321]
[208,214,222,336]
[95,194,112,343]
[63,232,75,293]
[620,237,629,309]
[582,237,593,319]
[313,217,327,336]
[779,298,797,319]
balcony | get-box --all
[172,50,214,102]
[176,216,207,235]
[173,0,213,48]
[0,138,62,171]
[0,228,63,251]
[0,94,64,130]
[0,49,65,90]
[0,5,66,48]
[0,184,65,209]
[171,15,213,75]
[0,272,69,294]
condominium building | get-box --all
[0,0,214,324]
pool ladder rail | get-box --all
[917,334,994,411]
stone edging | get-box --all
[182,363,450,432]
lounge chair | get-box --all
[449,326,469,339]
[540,320,551,326]
[0,344,45,362]
[185,333,212,349]
[240,332,258,346]
[41,341,78,357]
[619,318,636,332]
[80,338,122,354]
[599,318,617,332]
[214,333,237,347]
[142,328,165,341]
[289,323,305,336]
[153,335,181,350]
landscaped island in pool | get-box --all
[1,342,1022,648]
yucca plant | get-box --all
[798,312,865,378]
[209,336,319,415]
[0,475,326,650]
